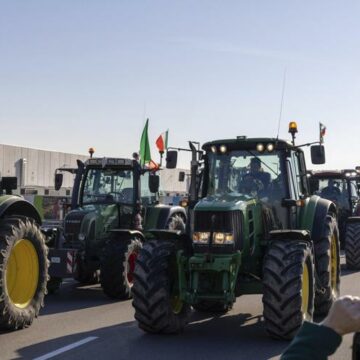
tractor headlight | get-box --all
[193,232,211,244]
[212,232,234,245]
[78,233,86,241]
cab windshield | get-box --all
[82,168,134,205]
[207,150,285,200]
[313,177,358,209]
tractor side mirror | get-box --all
[149,174,160,193]
[166,151,178,169]
[178,171,185,182]
[310,145,325,165]
[1,177,17,194]
[55,173,63,191]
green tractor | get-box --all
[132,123,340,340]
[52,154,186,299]
[0,176,48,330]
[308,169,360,269]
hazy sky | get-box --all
[1,1,360,169]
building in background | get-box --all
[0,144,189,217]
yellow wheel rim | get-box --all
[330,234,338,295]
[6,239,39,308]
[171,296,183,315]
[301,263,310,320]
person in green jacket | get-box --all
[281,296,360,359]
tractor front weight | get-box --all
[177,251,242,305]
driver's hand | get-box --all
[321,296,360,335]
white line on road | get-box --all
[33,336,98,360]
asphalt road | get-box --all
[0,254,359,360]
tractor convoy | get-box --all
[1,121,360,344]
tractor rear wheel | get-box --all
[0,217,48,330]
[345,220,360,270]
[262,240,314,340]
[100,237,142,299]
[314,215,340,315]
[132,239,190,333]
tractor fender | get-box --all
[269,229,311,243]
[145,229,192,253]
[302,196,336,242]
[346,216,360,224]
[144,205,187,230]
[0,195,42,224]
[109,229,145,242]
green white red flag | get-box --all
[319,122,326,143]
[139,119,151,166]
[156,130,168,153]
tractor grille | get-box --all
[194,210,241,232]
[64,211,86,248]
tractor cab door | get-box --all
[285,151,308,229]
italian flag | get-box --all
[140,119,151,166]
[156,130,168,153]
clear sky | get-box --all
[1,1,360,169]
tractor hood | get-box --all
[195,194,257,212]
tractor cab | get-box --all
[308,169,360,243]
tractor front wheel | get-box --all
[262,240,314,340]
[100,237,142,299]
[132,239,190,333]
[0,217,48,330]
[345,220,360,270]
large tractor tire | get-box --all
[345,220,360,270]
[73,253,98,285]
[0,217,48,330]
[262,240,314,340]
[132,239,190,333]
[100,237,142,299]
[314,215,340,316]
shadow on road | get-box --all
[340,263,358,277]
[17,310,288,360]
[40,281,122,316]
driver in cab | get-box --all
[245,158,271,190]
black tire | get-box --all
[192,301,232,314]
[100,237,142,299]
[47,277,62,294]
[0,217,48,330]
[73,253,98,284]
[314,215,340,316]
[132,239,190,333]
[167,214,186,232]
[345,221,360,270]
[262,240,314,340]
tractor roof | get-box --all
[309,169,360,179]
[202,137,296,151]
[85,157,134,168]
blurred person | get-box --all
[281,296,360,359]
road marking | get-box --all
[33,336,98,360]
